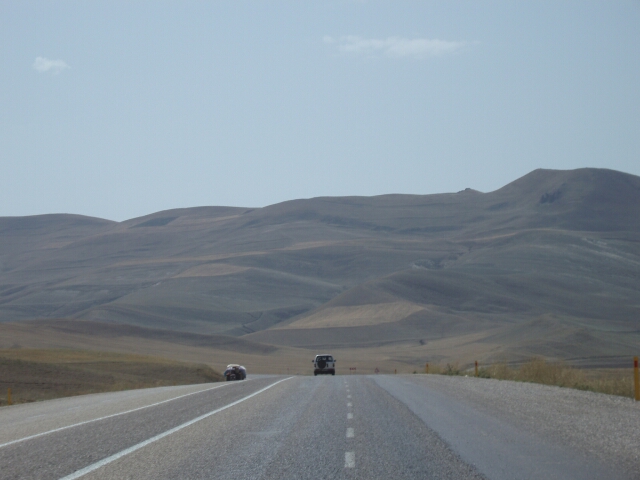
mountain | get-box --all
[1,168,639,369]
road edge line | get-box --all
[0,381,249,449]
[58,377,293,480]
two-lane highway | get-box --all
[1,375,637,479]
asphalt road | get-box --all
[0,375,636,479]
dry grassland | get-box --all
[174,263,250,278]
[0,349,222,406]
[282,302,425,329]
[429,357,635,398]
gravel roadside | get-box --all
[404,375,640,475]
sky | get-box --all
[1,1,639,221]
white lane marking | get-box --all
[345,451,355,468]
[347,402,352,407]
[347,413,353,420]
[347,395,351,398]
[346,427,354,438]
[59,377,292,480]
[0,382,239,449]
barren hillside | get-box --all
[1,168,639,368]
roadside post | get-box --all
[7,388,12,406]
[634,357,639,402]
[475,361,478,377]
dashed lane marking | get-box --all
[346,428,354,438]
[347,413,353,420]
[347,395,351,398]
[347,402,352,407]
[345,452,355,468]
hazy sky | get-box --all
[2,1,639,221]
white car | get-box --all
[313,354,336,376]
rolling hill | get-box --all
[1,168,639,370]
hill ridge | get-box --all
[1,168,638,367]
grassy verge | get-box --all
[429,357,634,398]
[0,348,223,406]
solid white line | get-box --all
[59,377,292,480]
[346,427,354,438]
[0,382,239,449]
[345,451,355,468]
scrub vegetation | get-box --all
[0,348,222,406]
[430,357,634,398]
